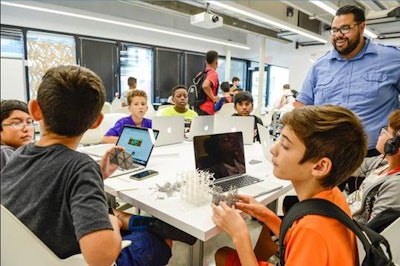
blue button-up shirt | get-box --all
[298,39,400,150]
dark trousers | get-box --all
[193,106,209,116]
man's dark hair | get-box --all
[171,85,187,96]
[206,50,219,65]
[234,91,253,105]
[336,5,365,23]
[220,82,230,93]
[0,100,29,131]
[37,65,105,137]
[127,77,137,85]
[232,77,240,83]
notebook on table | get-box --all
[81,126,159,177]
[257,123,273,162]
[152,116,185,146]
[213,116,255,145]
[193,132,279,197]
[186,115,214,140]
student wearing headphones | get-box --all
[348,109,400,226]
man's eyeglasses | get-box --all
[1,121,34,130]
[330,23,359,35]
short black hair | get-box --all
[206,50,218,65]
[232,77,240,83]
[234,91,253,105]
[127,77,137,84]
[336,5,365,23]
[171,85,187,96]
[1,99,29,131]
[220,82,230,92]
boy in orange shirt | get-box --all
[212,105,366,265]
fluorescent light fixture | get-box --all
[309,0,378,39]
[1,1,250,50]
[208,0,328,44]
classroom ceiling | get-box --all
[127,0,400,45]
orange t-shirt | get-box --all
[283,187,358,266]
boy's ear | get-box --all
[311,157,332,181]
[28,100,43,121]
[89,113,103,129]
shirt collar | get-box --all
[329,38,377,61]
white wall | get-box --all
[1,58,27,101]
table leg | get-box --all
[189,239,204,266]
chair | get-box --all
[1,205,131,266]
[144,102,156,119]
[112,106,130,114]
[215,102,235,116]
[102,102,112,114]
[111,98,123,113]
[381,217,400,265]
[80,126,103,146]
[101,113,127,135]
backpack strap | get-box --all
[193,69,209,84]
[278,198,392,266]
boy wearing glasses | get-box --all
[0,99,34,169]
[295,5,400,158]
[347,109,400,229]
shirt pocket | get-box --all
[314,76,336,104]
[360,72,387,98]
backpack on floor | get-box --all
[188,69,209,109]
[278,198,394,266]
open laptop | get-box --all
[193,132,279,197]
[82,126,159,177]
[214,116,255,145]
[186,115,214,140]
[152,116,185,146]
[257,123,273,162]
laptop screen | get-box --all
[193,132,246,180]
[116,126,159,166]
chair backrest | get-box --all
[216,102,235,116]
[381,217,400,264]
[1,205,87,266]
[111,98,123,112]
[102,102,112,114]
[101,113,127,135]
[80,126,103,146]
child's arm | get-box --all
[101,135,118,144]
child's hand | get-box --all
[100,146,124,179]
[211,202,248,238]
[235,195,271,223]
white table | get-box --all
[80,141,292,265]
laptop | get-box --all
[81,126,159,177]
[214,116,255,145]
[193,132,279,197]
[186,115,214,140]
[257,123,273,162]
[152,116,185,146]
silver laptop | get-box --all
[257,123,273,162]
[152,116,185,146]
[81,126,159,177]
[186,115,214,140]
[214,116,255,145]
[193,132,280,197]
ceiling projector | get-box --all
[190,12,223,29]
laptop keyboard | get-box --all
[215,175,263,192]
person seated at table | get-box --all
[232,91,263,142]
[212,105,366,265]
[160,85,198,132]
[102,89,152,144]
[347,109,400,231]
[214,81,233,112]
[1,99,35,169]
[1,65,196,266]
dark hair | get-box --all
[232,77,240,83]
[234,91,253,105]
[283,84,290,90]
[37,65,105,137]
[127,77,137,86]
[0,99,29,131]
[220,82,230,92]
[171,85,187,96]
[281,105,367,188]
[206,50,218,65]
[336,5,365,23]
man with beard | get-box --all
[295,5,400,159]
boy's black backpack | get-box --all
[188,69,209,108]
[278,198,394,266]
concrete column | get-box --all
[256,37,266,116]
[225,46,231,83]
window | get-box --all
[1,27,24,58]
[120,44,153,101]
[26,31,75,99]
[268,65,289,107]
